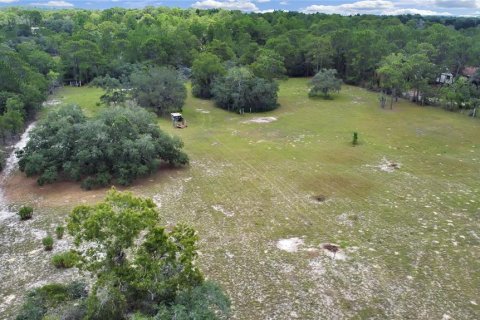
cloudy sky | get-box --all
[0,0,479,16]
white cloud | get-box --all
[256,9,275,13]
[303,0,452,16]
[192,0,259,11]
[0,0,19,3]
[30,1,74,7]
[256,0,270,3]
[343,0,394,10]
[434,0,479,8]
[384,8,452,15]
[303,0,392,14]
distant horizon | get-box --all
[0,1,479,17]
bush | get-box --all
[51,251,79,269]
[55,226,64,239]
[352,132,358,146]
[42,236,54,251]
[18,206,34,221]
[16,282,87,320]
[154,281,231,320]
[86,285,127,320]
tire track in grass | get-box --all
[210,136,319,233]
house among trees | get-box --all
[436,72,454,85]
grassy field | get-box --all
[1,78,479,319]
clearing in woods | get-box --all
[1,78,479,319]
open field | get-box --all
[1,78,479,319]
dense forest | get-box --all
[1,7,480,154]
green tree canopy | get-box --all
[191,52,226,99]
[377,53,408,108]
[17,190,231,320]
[130,66,187,115]
[67,190,230,319]
[250,48,287,80]
[17,105,188,188]
[212,67,279,113]
[309,68,342,98]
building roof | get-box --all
[171,113,182,117]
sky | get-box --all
[0,0,479,16]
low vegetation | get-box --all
[55,226,64,239]
[352,132,359,146]
[42,236,53,251]
[51,251,78,269]
[17,206,33,221]
[15,282,87,320]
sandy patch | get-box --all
[42,99,62,107]
[212,204,235,217]
[309,258,326,275]
[276,237,304,252]
[243,117,277,124]
[195,108,210,114]
[376,157,401,173]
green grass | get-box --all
[2,78,479,319]
[44,86,104,117]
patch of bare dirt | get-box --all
[321,243,347,260]
[276,238,304,252]
[312,194,327,202]
[243,117,277,124]
[211,204,235,217]
[376,157,401,173]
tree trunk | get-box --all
[390,88,395,109]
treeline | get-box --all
[0,29,57,149]
[2,8,480,83]
[2,8,480,129]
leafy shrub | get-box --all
[16,282,87,320]
[86,284,127,320]
[51,251,79,269]
[352,132,358,146]
[55,226,64,239]
[18,206,33,221]
[154,281,230,320]
[42,236,54,251]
